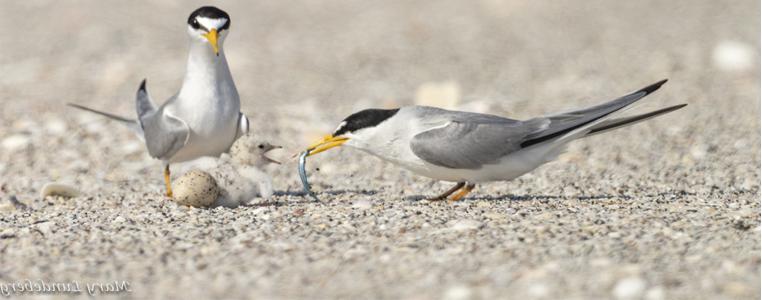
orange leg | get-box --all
[164,164,173,198]
[449,183,475,202]
[428,182,466,201]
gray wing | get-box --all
[136,80,190,160]
[410,114,549,169]
[520,79,668,147]
[408,80,669,169]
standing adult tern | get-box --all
[69,6,248,197]
[304,79,686,201]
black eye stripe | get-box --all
[189,18,229,32]
[333,108,400,136]
[190,19,201,29]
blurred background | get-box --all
[0,1,757,127]
[0,1,758,299]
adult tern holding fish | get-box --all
[302,79,686,201]
[68,6,249,197]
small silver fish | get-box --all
[298,150,319,201]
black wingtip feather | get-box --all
[586,103,687,135]
[639,79,668,95]
[519,80,674,148]
[139,79,147,92]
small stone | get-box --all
[690,144,707,160]
[1,134,30,151]
[0,203,15,212]
[35,221,56,236]
[415,81,461,109]
[712,40,755,72]
[45,118,68,135]
[527,282,550,297]
[0,229,16,239]
[722,281,751,297]
[40,182,81,199]
[484,212,505,220]
[172,169,219,208]
[449,220,482,232]
[352,199,372,210]
[613,276,647,300]
[120,141,144,155]
[645,286,665,300]
[442,285,472,300]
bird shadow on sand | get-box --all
[245,189,380,207]
[406,190,696,203]
[468,193,627,202]
[274,189,378,197]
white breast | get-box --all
[165,44,241,163]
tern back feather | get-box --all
[410,107,549,169]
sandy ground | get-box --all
[0,1,760,299]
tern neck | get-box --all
[179,41,236,95]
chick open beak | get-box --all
[203,29,220,56]
[263,145,283,164]
[306,135,349,156]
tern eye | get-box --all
[190,19,200,29]
[257,144,264,149]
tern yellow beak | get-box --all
[203,29,219,56]
[306,134,349,156]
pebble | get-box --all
[442,285,472,300]
[351,199,373,210]
[0,202,16,212]
[448,220,483,232]
[712,40,755,72]
[35,221,56,236]
[527,282,550,298]
[1,134,30,151]
[172,170,219,207]
[645,286,665,300]
[44,118,68,135]
[40,182,81,199]
[613,276,647,300]
[415,81,460,109]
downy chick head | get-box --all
[229,135,282,168]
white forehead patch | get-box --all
[334,121,347,134]
[196,17,228,30]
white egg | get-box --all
[172,170,219,207]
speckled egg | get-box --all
[171,169,219,207]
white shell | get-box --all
[40,182,81,199]
[172,170,219,207]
